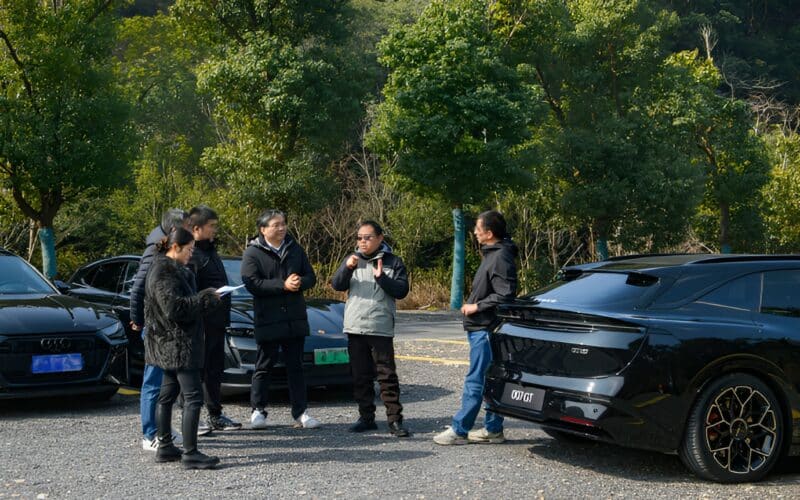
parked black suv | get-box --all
[485,254,800,483]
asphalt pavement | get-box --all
[3,311,800,498]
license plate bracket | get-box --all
[501,383,545,412]
[31,353,84,374]
[313,347,350,365]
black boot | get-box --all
[155,435,182,463]
[154,403,182,462]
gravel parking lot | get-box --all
[3,312,800,498]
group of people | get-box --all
[133,206,517,470]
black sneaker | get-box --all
[181,451,220,470]
[348,417,378,433]
[197,423,213,437]
[208,413,243,431]
[388,420,410,438]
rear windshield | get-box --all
[528,271,659,308]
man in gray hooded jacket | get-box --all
[331,220,410,437]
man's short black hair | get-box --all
[358,220,384,236]
[161,208,189,233]
[188,205,219,229]
[477,210,508,239]
[257,209,287,228]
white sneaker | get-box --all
[293,412,321,429]
[142,437,158,452]
[142,428,183,451]
[250,409,268,430]
[433,426,468,445]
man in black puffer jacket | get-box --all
[241,209,320,430]
[187,205,240,432]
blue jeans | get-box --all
[140,328,163,440]
[451,330,504,436]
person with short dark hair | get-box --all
[434,210,517,445]
[144,227,222,469]
[331,220,410,437]
[241,209,321,429]
[130,208,189,452]
[187,205,241,432]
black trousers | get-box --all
[250,337,307,420]
[157,368,204,454]
[347,334,403,423]
[203,325,225,417]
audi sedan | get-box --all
[484,254,800,483]
[65,255,351,393]
[0,248,127,401]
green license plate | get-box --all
[314,347,350,365]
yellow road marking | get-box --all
[402,338,468,346]
[396,355,469,366]
[117,388,140,396]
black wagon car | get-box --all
[485,254,800,483]
[65,255,350,393]
[0,248,127,401]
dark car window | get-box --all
[0,255,56,294]
[694,273,759,312]
[222,259,252,298]
[529,272,659,308]
[760,270,800,318]
[121,261,139,295]
[88,262,126,293]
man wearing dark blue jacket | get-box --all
[129,208,189,451]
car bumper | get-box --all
[222,335,351,394]
[483,362,684,453]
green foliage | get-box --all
[368,0,541,206]
[0,0,134,274]
[762,129,800,252]
[176,0,366,214]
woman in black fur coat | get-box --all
[144,227,222,469]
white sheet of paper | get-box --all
[216,284,245,296]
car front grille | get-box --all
[0,334,108,385]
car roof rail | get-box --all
[603,252,711,262]
[693,254,800,264]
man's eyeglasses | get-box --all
[356,235,375,241]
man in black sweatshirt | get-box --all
[434,210,518,446]
[188,205,241,432]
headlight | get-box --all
[227,324,254,338]
[98,321,126,340]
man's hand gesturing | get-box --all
[346,254,359,270]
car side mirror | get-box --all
[52,279,71,293]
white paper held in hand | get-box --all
[216,284,245,296]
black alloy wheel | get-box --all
[680,373,784,483]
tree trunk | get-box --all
[38,226,57,278]
[450,206,465,310]
[719,202,732,253]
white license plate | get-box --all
[501,383,545,411]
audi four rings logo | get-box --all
[510,390,535,403]
[40,338,72,353]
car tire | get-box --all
[679,373,784,483]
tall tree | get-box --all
[368,0,539,308]
[0,0,132,277]
[173,0,366,215]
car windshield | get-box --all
[222,259,252,298]
[0,255,56,295]
[527,271,659,308]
